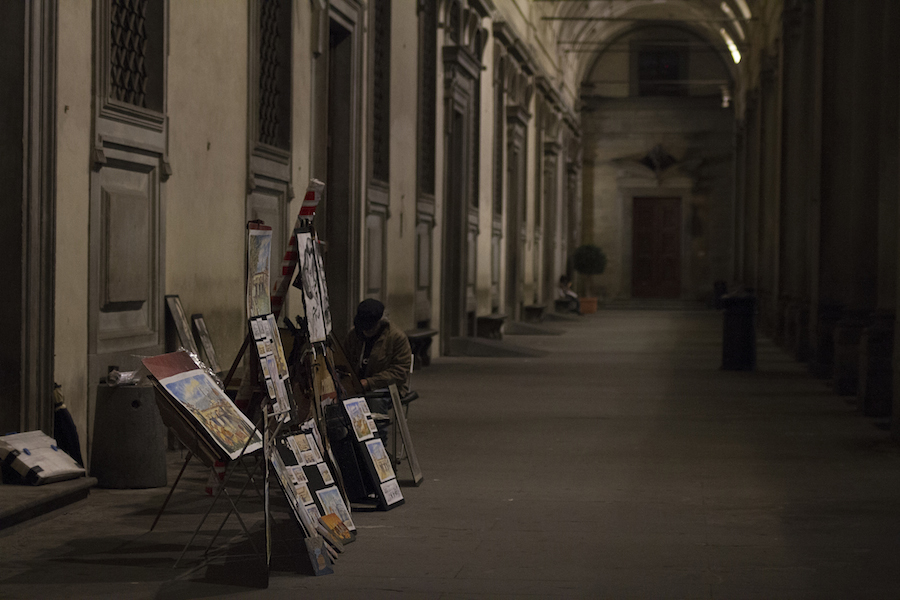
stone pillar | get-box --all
[810,0,859,381]
[779,1,815,361]
[860,0,899,418]
[804,0,825,366]
[742,94,761,293]
[831,0,882,397]
[758,59,781,339]
[733,125,746,285]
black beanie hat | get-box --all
[354,298,384,331]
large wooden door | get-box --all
[632,197,682,298]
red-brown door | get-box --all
[632,197,682,298]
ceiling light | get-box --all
[720,29,741,63]
[720,2,745,40]
[732,0,752,20]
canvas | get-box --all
[191,314,221,372]
[315,487,355,531]
[247,226,272,318]
[165,295,199,355]
[343,397,375,442]
[319,513,353,544]
[296,232,328,342]
[365,438,395,484]
[380,478,404,506]
[313,237,333,335]
[304,536,334,576]
[144,351,262,460]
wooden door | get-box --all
[632,197,682,298]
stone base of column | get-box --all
[762,290,778,339]
[858,311,894,417]
[892,363,900,441]
[791,302,811,362]
[774,296,790,347]
[832,312,869,397]
[809,304,842,379]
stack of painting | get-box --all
[270,419,356,547]
[340,397,404,509]
[250,313,295,421]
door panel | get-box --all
[93,157,161,354]
[632,197,682,298]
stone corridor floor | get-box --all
[3,308,900,599]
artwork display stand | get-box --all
[148,340,250,533]
[148,180,372,581]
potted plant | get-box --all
[572,244,607,314]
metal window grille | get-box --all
[371,0,392,183]
[110,0,149,107]
[259,0,281,147]
[418,0,437,195]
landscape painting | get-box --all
[160,369,262,459]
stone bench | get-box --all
[523,304,547,323]
[405,328,438,368]
[476,313,507,340]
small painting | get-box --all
[317,463,334,485]
[306,434,323,463]
[288,465,307,484]
[315,486,355,531]
[294,482,314,505]
[365,438,395,484]
[306,504,322,523]
[343,398,374,442]
[247,227,272,318]
[380,478,403,506]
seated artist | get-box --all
[344,299,412,402]
[557,275,581,315]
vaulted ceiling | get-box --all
[532,0,754,85]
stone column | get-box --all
[860,0,899,418]
[810,0,856,380]
[830,0,882,397]
[758,59,781,339]
[779,1,815,360]
[733,124,746,285]
[742,93,761,293]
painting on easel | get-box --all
[313,237,333,335]
[247,226,272,318]
[143,351,263,460]
[296,231,331,342]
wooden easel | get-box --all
[388,383,423,486]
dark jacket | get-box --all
[344,318,412,396]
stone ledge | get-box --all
[0,476,97,531]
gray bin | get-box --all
[90,384,167,488]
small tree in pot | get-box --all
[572,244,607,314]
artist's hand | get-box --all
[360,378,369,391]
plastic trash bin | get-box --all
[90,383,168,488]
[721,292,757,371]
